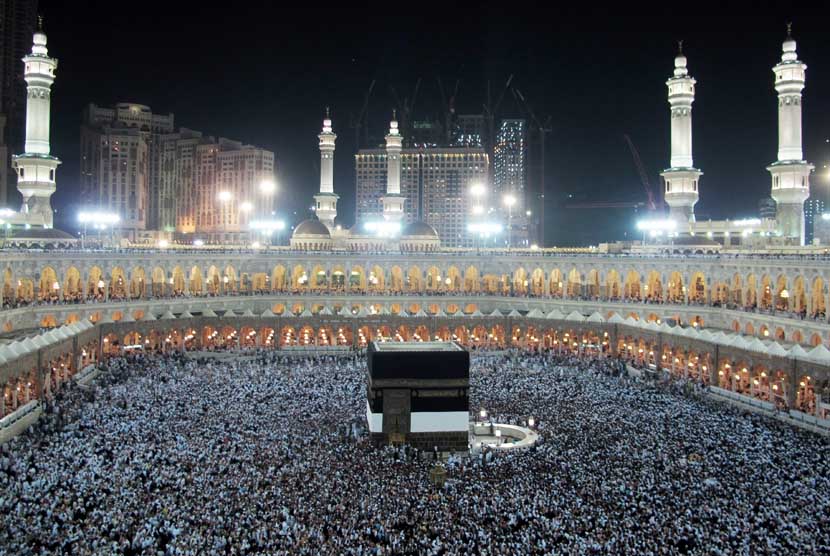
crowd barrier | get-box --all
[73,364,100,387]
[708,386,830,436]
[0,400,42,444]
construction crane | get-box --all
[349,80,376,148]
[483,75,513,155]
[512,87,552,245]
[623,134,659,211]
[390,78,422,144]
[437,77,460,144]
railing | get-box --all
[73,364,100,386]
[708,387,830,436]
[0,400,39,429]
[0,400,43,443]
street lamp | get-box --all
[259,179,276,195]
[503,194,516,249]
[78,210,120,249]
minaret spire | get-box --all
[380,110,405,228]
[767,23,813,245]
[660,42,702,225]
[11,19,60,227]
[313,107,338,230]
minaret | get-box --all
[768,23,813,245]
[12,16,60,228]
[381,111,405,224]
[313,107,338,230]
[661,41,702,224]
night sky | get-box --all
[36,3,829,245]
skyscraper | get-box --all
[804,197,825,245]
[494,118,528,246]
[421,148,488,248]
[0,0,38,208]
[452,114,485,148]
[161,131,275,242]
[80,103,175,231]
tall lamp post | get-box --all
[78,211,120,249]
[259,179,277,219]
[503,194,516,249]
[470,182,486,251]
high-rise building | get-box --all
[355,145,488,247]
[160,128,204,235]
[80,103,174,231]
[161,131,275,242]
[494,119,529,246]
[79,124,148,236]
[804,197,825,245]
[452,114,485,148]
[0,0,38,208]
[421,148,488,248]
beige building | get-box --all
[80,103,174,233]
[162,132,275,243]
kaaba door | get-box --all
[383,389,411,441]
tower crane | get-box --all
[623,134,659,211]
[511,87,551,246]
[349,80,376,148]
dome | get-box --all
[11,228,75,240]
[293,219,331,238]
[402,221,438,238]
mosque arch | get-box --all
[130,267,146,299]
[811,277,826,318]
[567,268,581,297]
[623,271,641,301]
[347,265,365,290]
[406,266,422,292]
[311,265,327,289]
[369,265,385,291]
[63,267,82,300]
[586,269,600,299]
[110,267,127,299]
[189,266,203,294]
[38,266,60,301]
[605,270,621,300]
[446,266,462,292]
[530,268,545,296]
[389,266,404,292]
[646,271,663,302]
[513,267,528,295]
[271,265,287,291]
[223,265,238,292]
[464,266,480,292]
[689,271,706,304]
[206,265,221,295]
[667,271,684,303]
[550,269,564,297]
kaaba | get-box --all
[366,341,470,452]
